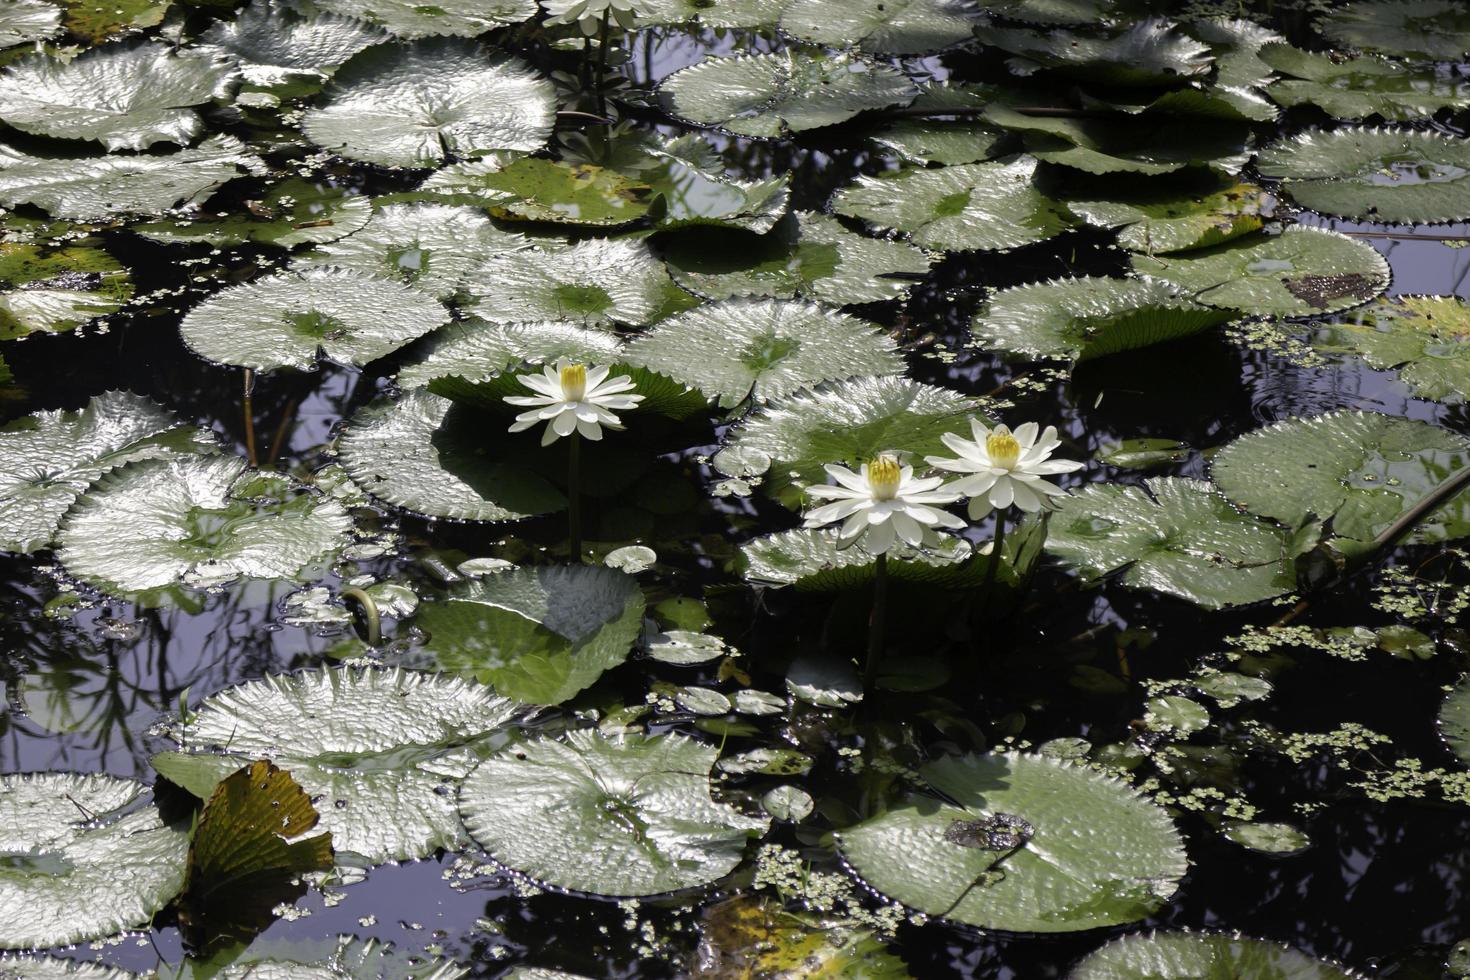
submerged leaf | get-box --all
[459,731,768,896]
[837,752,1187,931]
[464,238,673,327]
[984,104,1251,176]
[1312,296,1470,404]
[1070,931,1358,979]
[57,0,170,45]
[867,84,1010,166]
[779,0,982,55]
[694,896,911,978]
[0,243,133,339]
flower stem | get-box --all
[594,11,611,118]
[241,368,257,467]
[568,433,583,561]
[983,510,1008,599]
[864,552,888,691]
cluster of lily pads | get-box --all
[1,0,1469,974]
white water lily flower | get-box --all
[926,419,1083,520]
[802,454,964,555]
[506,360,643,446]
[542,0,647,34]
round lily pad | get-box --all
[1318,0,1470,62]
[986,18,1213,87]
[396,319,624,389]
[459,730,768,896]
[1260,42,1470,122]
[1257,128,1470,225]
[836,752,1187,932]
[0,773,188,949]
[417,564,645,705]
[625,298,903,408]
[200,0,389,85]
[1440,673,1470,766]
[1312,295,1470,404]
[0,242,134,340]
[55,454,354,596]
[659,51,918,138]
[1070,931,1359,978]
[420,158,654,228]
[831,157,1075,252]
[971,276,1235,361]
[778,0,981,55]
[338,390,565,521]
[1131,228,1390,317]
[464,238,673,327]
[1223,821,1311,855]
[1065,180,1270,254]
[867,84,1010,166]
[153,666,522,864]
[302,40,554,168]
[178,267,449,371]
[309,0,536,39]
[742,527,978,590]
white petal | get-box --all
[540,423,561,446]
[1014,421,1039,448]
[825,464,870,492]
[1010,480,1043,512]
[504,394,556,407]
[967,496,994,520]
[577,418,604,440]
[890,510,924,547]
[552,411,579,437]
[864,519,896,555]
[990,477,1015,509]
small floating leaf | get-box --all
[1311,295,1470,404]
[1070,931,1357,978]
[459,731,769,896]
[837,752,1186,932]
[1223,820,1310,855]
[1095,438,1191,470]
[778,0,982,55]
[464,238,672,327]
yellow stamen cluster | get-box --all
[867,453,902,501]
[986,429,1021,469]
[559,362,587,401]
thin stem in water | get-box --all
[594,11,612,118]
[242,368,258,467]
[568,433,583,562]
[983,510,1009,597]
[865,552,888,691]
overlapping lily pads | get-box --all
[0,243,133,339]
[742,527,979,590]
[302,40,554,167]
[460,731,768,896]
[987,18,1214,86]
[1066,180,1269,253]
[867,84,1011,166]
[1045,477,1304,607]
[1132,227,1390,317]
[659,51,919,138]
[642,134,790,233]
[55,454,354,596]
[831,157,1074,252]
[972,277,1235,360]
[1312,295,1470,404]
[0,773,188,948]
[1070,932,1360,979]
[837,752,1187,931]
[464,238,672,327]
[778,0,982,55]
[0,0,62,48]
[397,320,624,389]
[1318,0,1470,62]
[1257,128,1470,224]
[1260,43,1470,121]
[417,564,645,705]
[309,0,535,39]
[178,267,448,371]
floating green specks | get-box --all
[778,0,982,55]
[338,390,565,521]
[200,0,389,85]
[625,298,903,408]
[1065,180,1270,253]
[1132,228,1389,317]
[837,752,1186,932]
[659,51,918,138]
[154,667,522,864]
[421,158,654,228]
[417,564,645,705]
[464,238,672,327]
[0,42,235,151]
[987,18,1213,87]
[1311,295,1470,404]
[1318,0,1470,62]
[0,390,211,555]
[178,267,448,371]
[1260,43,1470,122]
[56,454,353,596]
[972,276,1234,361]
[1257,129,1470,224]
[308,0,536,39]
[1070,931,1359,979]
[0,773,188,949]
[133,179,374,249]
[0,0,62,48]
[742,527,978,590]
[1045,477,1303,608]
[662,211,935,305]
[396,319,624,389]
[831,157,1074,252]
[0,243,134,339]
[1211,411,1470,545]
[459,731,768,896]
[0,135,264,221]
[302,41,554,168]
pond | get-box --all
[3,0,1470,976]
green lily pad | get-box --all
[0,390,211,555]
[1189,16,1284,89]
[464,238,673,327]
[1440,673,1470,766]
[396,319,624,389]
[1131,228,1389,317]
[982,104,1251,176]
[0,42,234,151]
[200,0,389,85]
[178,267,449,371]
[1045,477,1303,608]
[302,40,554,168]
[831,157,1075,252]
[55,454,353,596]
[308,0,535,38]
[155,667,522,864]
[712,375,981,498]
[57,0,169,45]
[1260,43,1470,122]
[971,276,1234,361]
[1210,410,1470,545]
[625,298,902,408]
[1223,820,1311,855]
[0,135,265,221]
[659,51,918,138]
[837,752,1186,932]
[0,957,136,979]
[0,0,62,48]
[337,390,565,521]
[987,18,1213,87]
[1144,695,1209,733]
[301,203,529,299]
[974,0,1138,25]
[642,135,790,234]
[1065,180,1270,253]
[778,0,982,55]
[634,0,785,27]
[419,158,654,228]
[0,773,188,949]
[170,935,468,980]
[459,730,768,896]
[741,527,980,590]
[132,178,374,249]
[1318,0,1470,62]
[1095,438,1190,469]
[1070,931,1359,978]
[867,84,1011,166]
[0,243,133,339]
[696,897,910,978]
[1311,295,1470,404]
[1257,128,1470,225]
[662,211,936,305]
[417,564,645,705]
